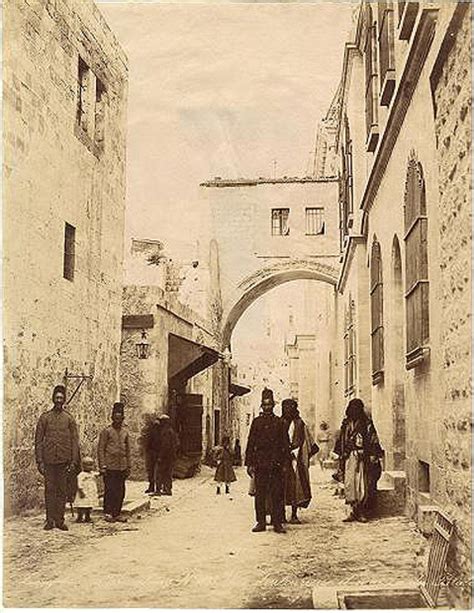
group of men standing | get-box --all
[141,414,179,496]
[35,386,133,529]
[244,388,318,534]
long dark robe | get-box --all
[291,416,314,508]
[335,415,383,510]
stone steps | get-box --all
[376,470,406,517]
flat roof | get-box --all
[200,175,338,188]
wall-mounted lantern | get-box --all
[222,347,232,365]
[136,329,150,359]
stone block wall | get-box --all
[431,5,472,606]
[3,0,128,513]
[121,286,218,479]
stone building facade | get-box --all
[430,3,471,603]
[328,2,471,606]
[3,0,128,513]
[200,176,340,351]
[121,285,220,478]
[120,237,225,477]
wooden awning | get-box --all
[229,382,251,399]
[122,314,154,329]
[168,333,220,388]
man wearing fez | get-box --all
[98,402,131,522]
[35,385,80,531]
[245,388,290,533]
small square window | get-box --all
[271,208,290,236]
[306,207,325,235]
[418,460,430,493]
[63,223,76,281]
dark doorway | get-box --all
[214,409,221,446]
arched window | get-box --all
[370,239,384,383]
[404,155,429,368]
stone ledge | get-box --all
[312,582,421,609]
[121,497,151,516]
[417,504,441,537]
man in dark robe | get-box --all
[140,413,160,494]
[245,388,290,534]
[156,415,179,495]
[335,398,384,522]
[35,385,80,530]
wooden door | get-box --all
[177,393,203,456]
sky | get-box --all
[98,1,355,258]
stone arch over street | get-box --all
[201,176,341,351]
[221,260,339,350]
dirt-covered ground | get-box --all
[4,466,426,608]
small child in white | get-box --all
[74,456,99,523]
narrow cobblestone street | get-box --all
[5,466,425,608]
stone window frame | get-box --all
[305,207,325,236]
[364,3,380,152]
[343,295,356,396]
[404,153,430,369]
[74,54,107,158]
[377,2,396,106]
[397,1,419,41]
[271,208,290,236]
[370,237,385,384]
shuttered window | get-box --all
[404,157,429,368]
[370,239,384,383]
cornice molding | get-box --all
[337,234,366,294]
[335,43,361,152]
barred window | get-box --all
[305,207,325,235]
[271,208,290,236]
[63,222,76,282]
[344,297,356,396]
[404,156,429,368]
[370,239,384,383]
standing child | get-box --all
[74,456,99,523]
[214,436,237,494]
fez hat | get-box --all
[261,387,275,404]
[52,385,66,400]
[112,402,125,416]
